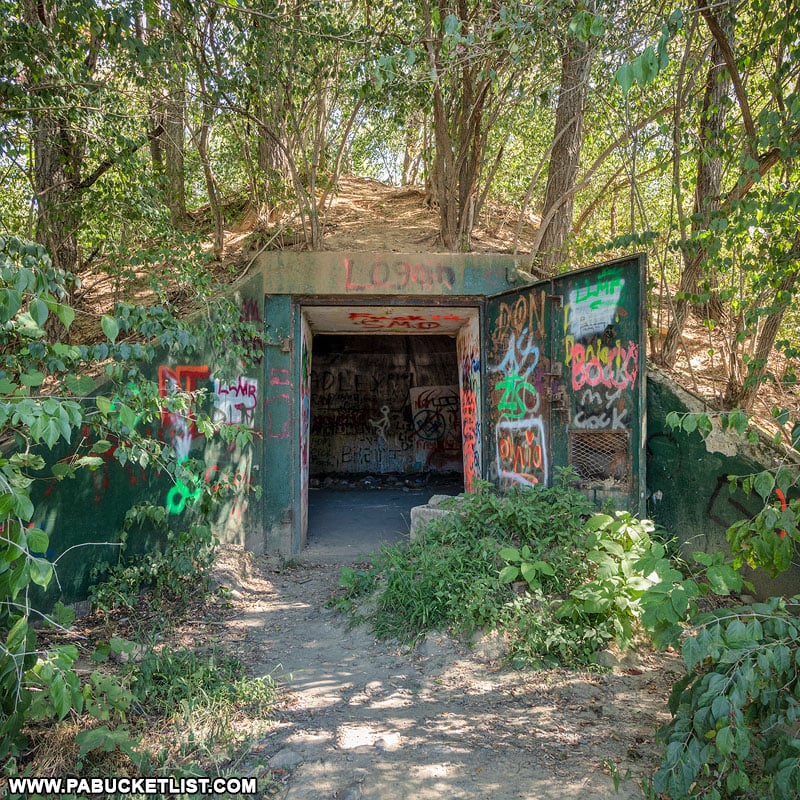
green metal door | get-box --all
[484,254,646,514]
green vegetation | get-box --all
[0,232,269,778]
[334,472,670,668]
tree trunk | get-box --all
[535,34,592,273]
[195,104,224,259]
[162,83,187,227]
[661,2,733,366]
[722,267,798,411]
[148,2,187,227]
[23,0,82,341]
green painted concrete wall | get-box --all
[26,275,265,608]
[255,251,523,297]
[646,367,799,599]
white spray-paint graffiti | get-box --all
[212,376,258,426]
[566,268,625,340]
[369,405,391,445]
[573,386,629,431]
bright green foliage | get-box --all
[555,512,663,652]
[369,474,593,644]
[650,406,800,798]
[654,598,800,799]
[89,504,218,613]
[338,473,673,668]
[0,235,254,759]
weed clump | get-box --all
[334,470,666,668]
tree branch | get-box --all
[75,125,164,191]
[697,0,756,153]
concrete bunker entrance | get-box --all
[300,305,480,553]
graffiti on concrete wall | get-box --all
[266,368,292,440]
[489,288,549,487]
[344,257,456,293]
[159,364,259,516]
[348,312,467,330]
[410,386,462,472]
[458,317,481,492]
[212,376,258,426]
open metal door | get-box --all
[550,254,647,514]
[484,254,646,514]
[484,282,553,488]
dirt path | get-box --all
[214,549,682,800]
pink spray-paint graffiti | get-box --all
[565,339,639,392]
[266,367,292,440]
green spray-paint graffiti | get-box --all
[158,365,260,515]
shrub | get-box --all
[339,471,669,668]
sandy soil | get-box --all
[210,546,683,800]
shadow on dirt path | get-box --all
[214,545,682,800]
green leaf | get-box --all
[20,370,45,388]
[29,557,53,589]
[716,725,734,756]
[13,491,34,521]
[443,13,460,36]
[76,455,104,469]
[25,528,49,553]
[101,315,119,343]
[499,565,520,583]
[117,403,138,430]
[66,374,95,396]
[753,471,775,501]
[30,297,49,326]
[50,673,71,720]
[682,414,698,433]
[590,14,605,37]
[53,303,75,331]
[615,62,634,94]
[6,615,29,653]
[90,439,114,453]
[76,725,117,755]
[51,462,75,479]
[96,396,112,415]
[520,562,540,585]
[498,547,521,562]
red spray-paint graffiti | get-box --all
[343,258,456,293]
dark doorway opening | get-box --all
[306,333,463,552]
